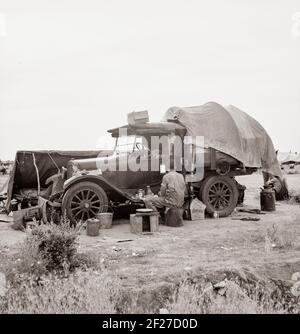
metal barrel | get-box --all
[260,188,276,211]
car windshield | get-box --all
[115,136,148,153]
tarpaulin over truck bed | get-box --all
[6,150,113,211]
[162,102,282,178]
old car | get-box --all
[61,121,256,224]
[7,102,282,224]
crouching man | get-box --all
[263,172,289,201]
[143,161,186,217]
[266,176,289,201]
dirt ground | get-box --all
[1,173,300,291]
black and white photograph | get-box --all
[0,0,300,320]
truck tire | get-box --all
[62,181,108,225]
[199,175,238,217]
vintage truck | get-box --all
[6,102,282,224]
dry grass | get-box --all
[2,269,300,314]
[164,277,300,314]
[0,220,121,314]
[288,194,300,205]
[2,268,120,314]
[264,224,297,252]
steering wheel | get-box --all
[136,142,143,151]
[136,143,151,156]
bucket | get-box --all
[165,208,184,227]
[86,218,100,236]
[12,211,25,231]
[260,187,276,211]
[97,212,113,229]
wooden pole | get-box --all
[32,153,40,196]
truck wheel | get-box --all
[200,176,238,217]
[62,181,108,225]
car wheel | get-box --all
[199,176,238,217]
[62,181,108,225]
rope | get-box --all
[48,153,60,173]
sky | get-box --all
[0,0,300,160]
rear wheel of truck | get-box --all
[62,181,108,225]
[199,175,238,217]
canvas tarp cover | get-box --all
[162,102,282,178]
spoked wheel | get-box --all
[62,181,108,225]
[200,176,238,217]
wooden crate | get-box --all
[130,212,159,234]
[12,206,41,231]
[127,111,149,125]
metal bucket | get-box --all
[86,218,100,236]
[165,208,184,227]
[97,212,113,229]
[260,188,276,211]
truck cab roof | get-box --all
[107,121,186,137]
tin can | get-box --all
[260,187,276,211]
[86,218,100,236]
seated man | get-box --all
[143,160,186,214]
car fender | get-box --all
[63,174,133,201]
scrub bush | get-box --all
[5,218,92,286]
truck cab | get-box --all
[62,121,256,224]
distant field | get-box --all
[1,171,300,199]
[0,175,9,194]
[237,173,300,207]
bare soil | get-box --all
[1,173,300,304]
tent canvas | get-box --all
[277,152,290,164]
[162,102,282,178]
[6,150,113,212]
[281,152,300,164]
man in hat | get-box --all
[143,160,186,213]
